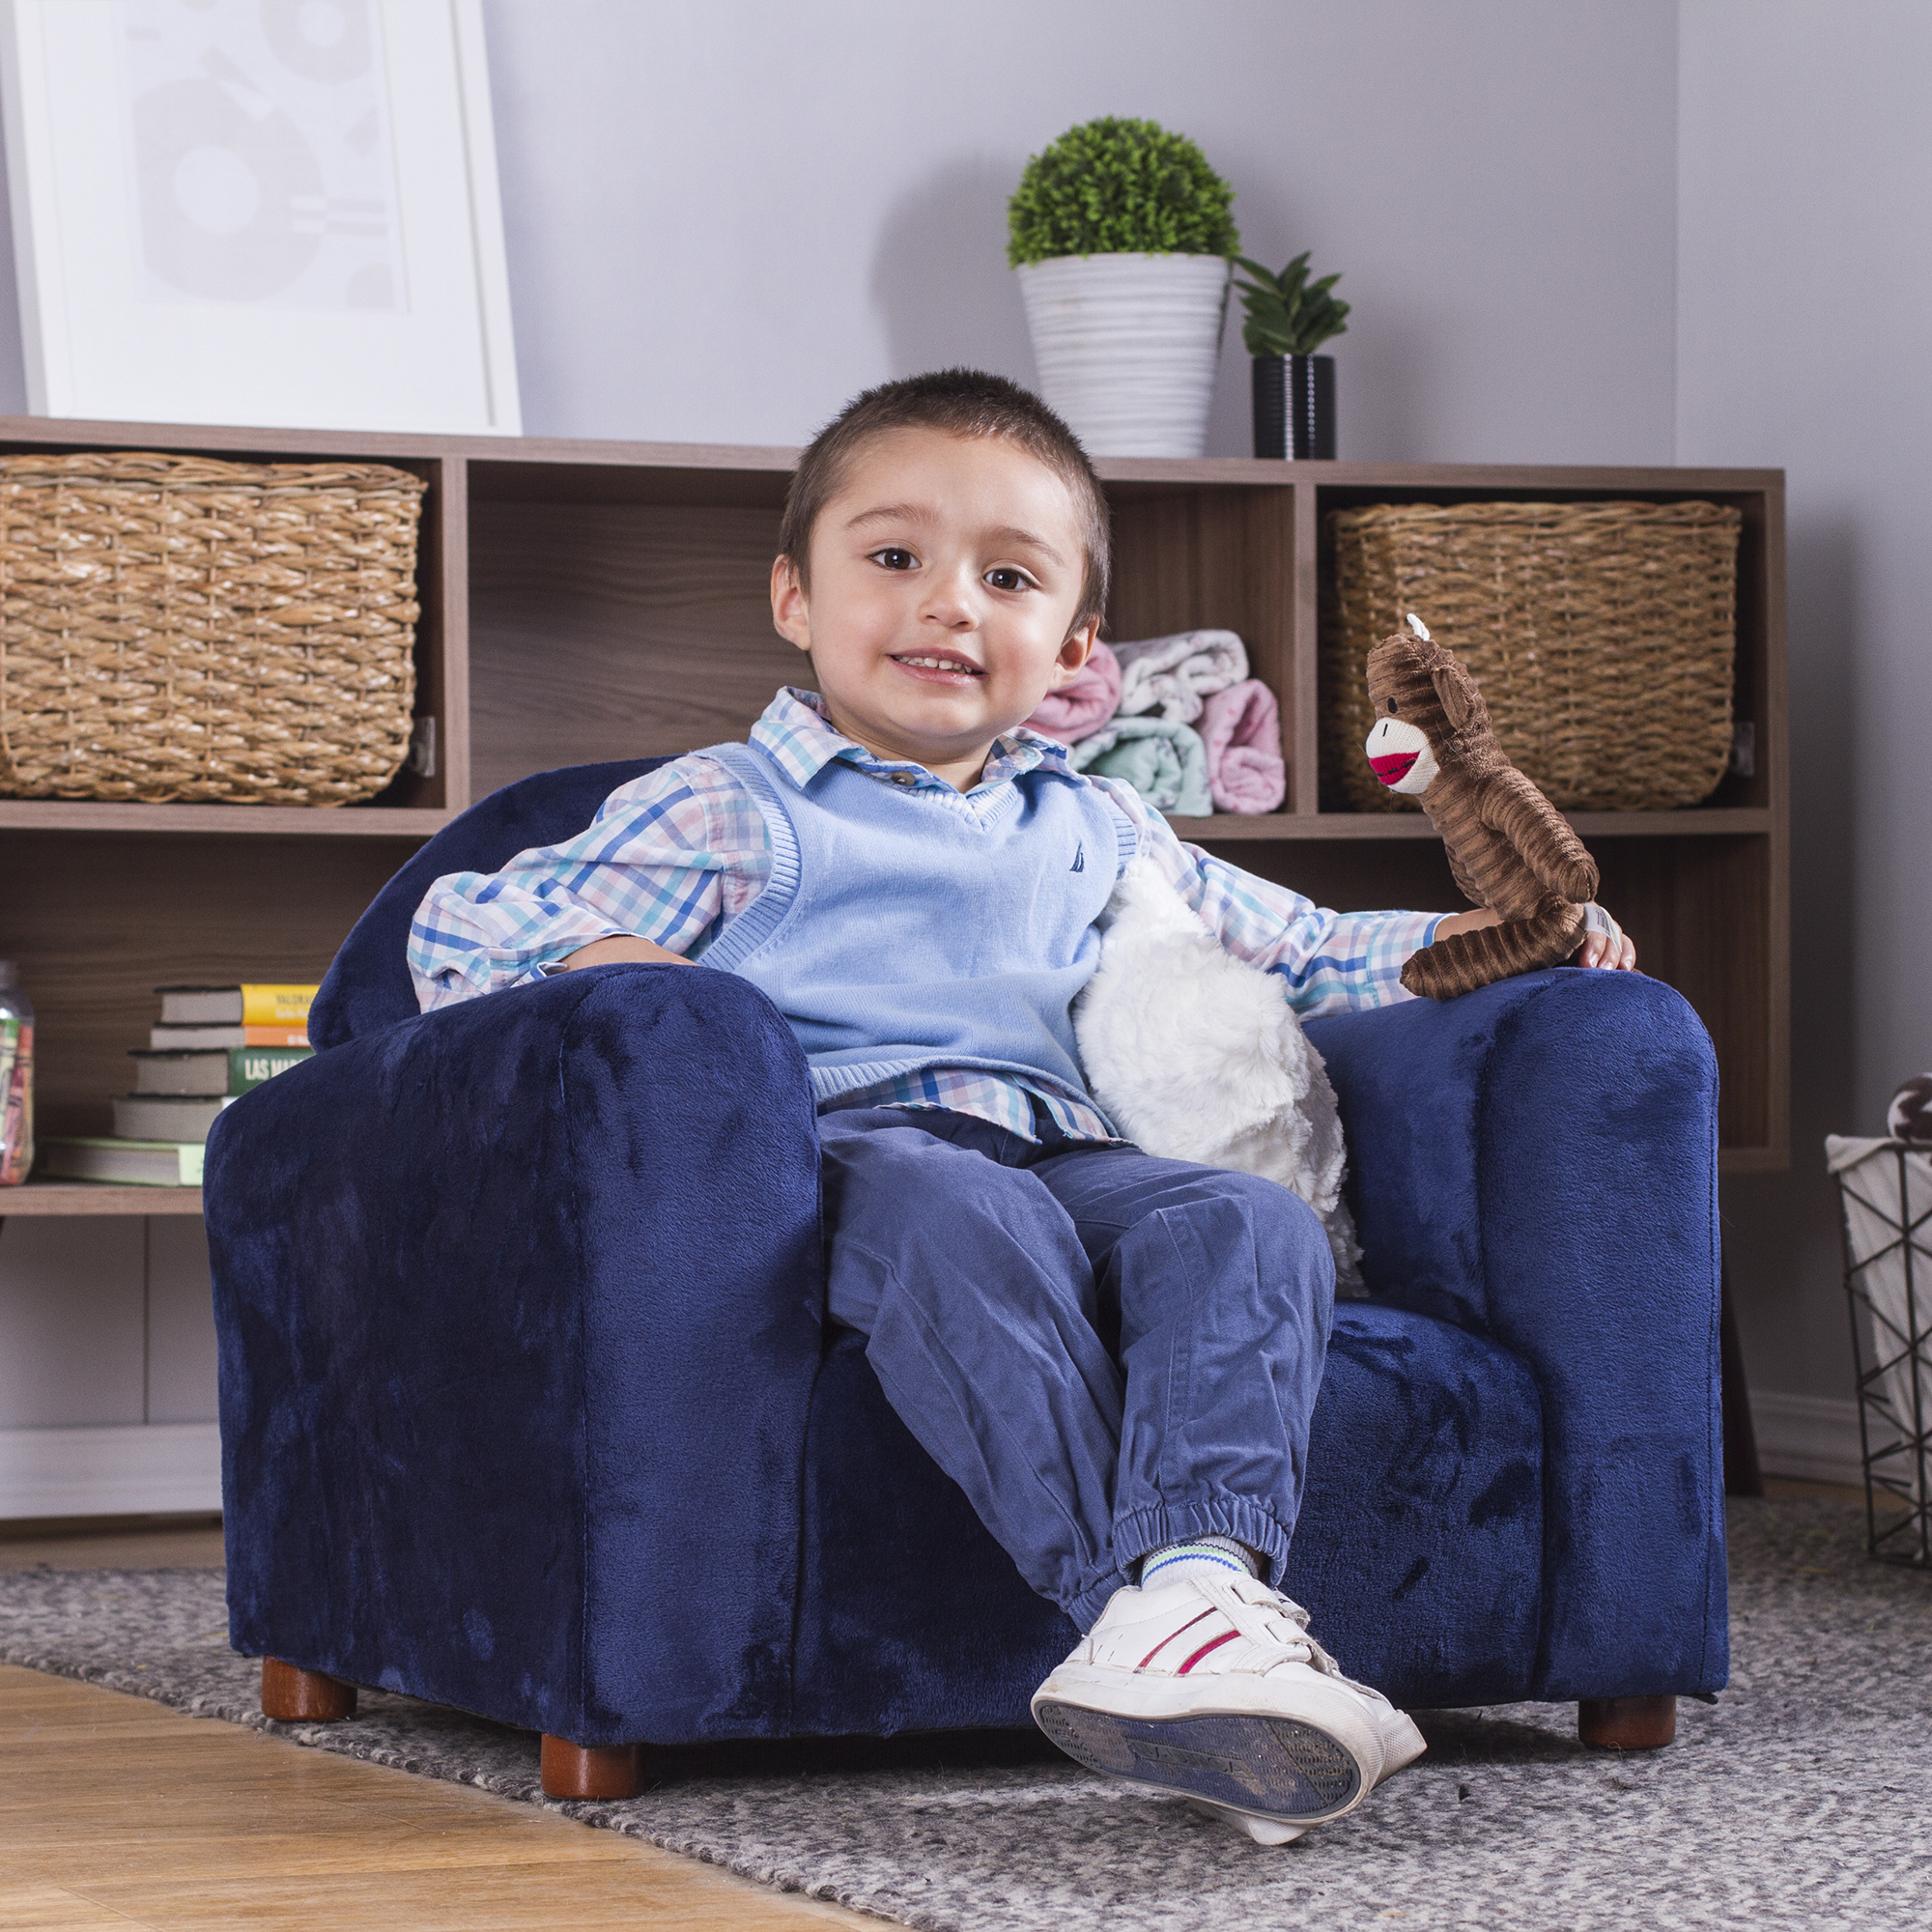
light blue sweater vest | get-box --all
[698,740,1137,1115]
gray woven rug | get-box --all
[5,1498,1931,1930]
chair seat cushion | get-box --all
[789,1299,1544,1735]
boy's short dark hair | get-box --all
[778,369,1111,630]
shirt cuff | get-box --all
[1356,908,1445,1007]
[1368,908,1445,957]
[518,927,645,984]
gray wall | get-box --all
[480,0,1679,463]
[1681,0,1932,1403]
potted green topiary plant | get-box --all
[1234,251,1350,459]
[1008,117,1239,457]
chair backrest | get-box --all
[310,757,675,1050]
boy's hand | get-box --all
[1575,903,1635,972]
[556,935,693,970]
[1434,904,1636,970]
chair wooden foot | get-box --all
[1578,1693,1676,1749]
[261,1656,356,1722]
[540,1734,643,1800]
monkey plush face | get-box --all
[1363,630,1494,796]
[1366,710,1437,795]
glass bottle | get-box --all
[0,962,35,1186]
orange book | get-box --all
[244,1023,311,1047]
[150,1021,310,1049]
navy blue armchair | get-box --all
[206,760,1727,1793]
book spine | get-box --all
[228,1046,314,1094]
[245,1024,310,1047]
[0,1021,32,1187]
[241,985,319,1027]
[0,1022,16,1185]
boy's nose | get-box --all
[921,573,979,627]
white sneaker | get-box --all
[1032,1571,1426,1838]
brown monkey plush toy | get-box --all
[1363,622,1599,1000]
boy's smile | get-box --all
[771,427,1097,791]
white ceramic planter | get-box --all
[1016,252,1231,458]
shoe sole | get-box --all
[1034,1696,1363,1822]
[1377,1709,1428,1783]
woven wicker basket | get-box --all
[0,452,426,806]
[1320,499,1742,811]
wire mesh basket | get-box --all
[1830,1135,1932,1564]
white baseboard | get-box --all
[0,1422,220,1518]
[1748,1389,1866,1489]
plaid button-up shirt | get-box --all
[410,688,1441,1144]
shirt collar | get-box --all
[751,686,1081,795]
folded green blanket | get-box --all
[1071,716,1211,817]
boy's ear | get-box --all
[771,554,812,653]
[1049,615,1099,686]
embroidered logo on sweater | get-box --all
[1071,841,1086,872]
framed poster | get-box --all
[0,0,520,433]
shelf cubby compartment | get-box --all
[1,827,424,1142]
[0,423,1788,1202]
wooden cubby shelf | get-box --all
[0,1182,204,1216]
[0,802,454,837]
[1166,808,1778,841]
[0,418,1787,1188]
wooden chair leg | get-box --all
[261,1657,356,1722]
[540,1734,643,1800]
[1578,1694,1676,1749]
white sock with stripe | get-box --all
[1138,1534,1261,1590]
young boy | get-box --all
[409,370,1634,1845]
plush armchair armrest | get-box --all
[1305,968,1726,1699]
[206,963,823,1746]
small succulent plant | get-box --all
[1233,252,1350,357]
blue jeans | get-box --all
[817,1105,1336,1631]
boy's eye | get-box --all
[985,566,1034,592]
[870,547,917,571]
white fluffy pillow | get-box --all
[1073,860,1365,1294]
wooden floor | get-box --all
[0,1521,869,1932]
[0,1517,229,1573]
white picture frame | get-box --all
[0,0,520,434]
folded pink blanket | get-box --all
[1020,640,1122,746]
[1199,679,1287,814]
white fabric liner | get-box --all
[1827,1135,1932,1511]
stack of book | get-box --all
[41,983,317,1187]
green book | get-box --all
[41,1137,205,1187]
[227,1045,313,1094]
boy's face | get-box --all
[771,428,1097,782]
